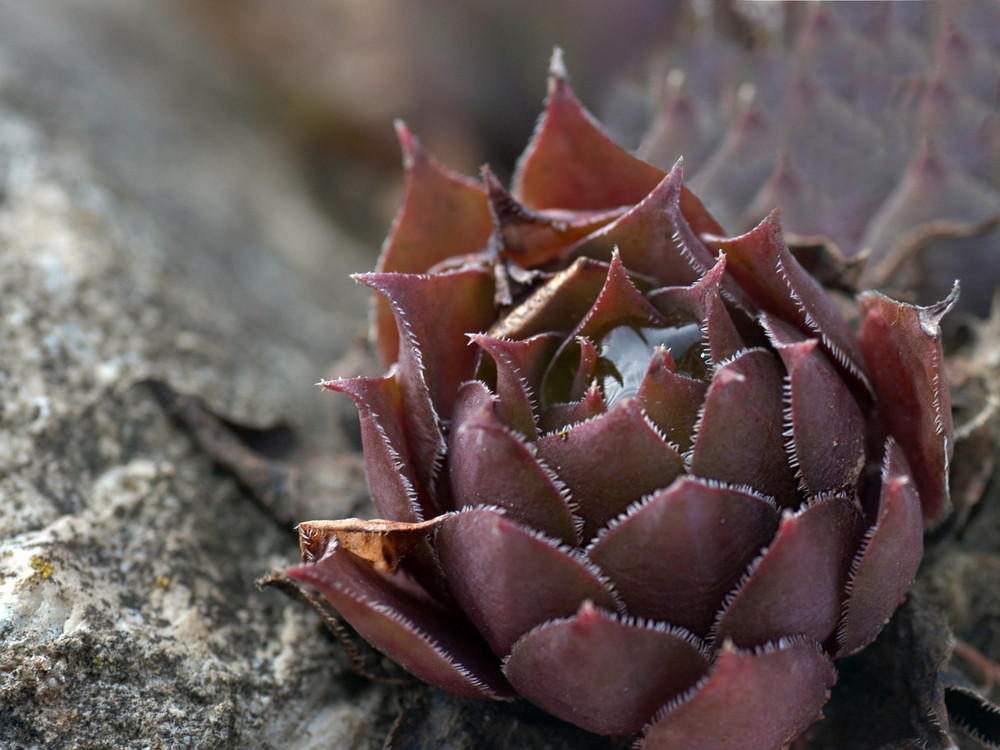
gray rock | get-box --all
[0,3,394,747]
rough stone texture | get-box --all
[0,2,397,748]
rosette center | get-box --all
[601,323,706,406]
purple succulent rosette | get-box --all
[286,58,956,749]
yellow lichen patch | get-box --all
[29,555,54,581]
[92,651,114,670]
[154,576,171,588]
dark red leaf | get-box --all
[322,374,431,520]
[435,509,620,656]
[711,494,861,649]
[374,123,492,366]
[536,398,684,541]
[586,476,778,636]
[708,211,873,396]
[762,313,867,495]
[837,439,924,656]
[639,638,836,750]
[689,348,799,505]
[858,287,956,524]
[504,601,709,736]
[288,545,513,700]
[513,51,666,212]
[449,383,579,544]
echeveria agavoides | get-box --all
[286,55,955,749]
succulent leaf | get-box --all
[435,508,620,657]
[321,374,429,520]
[374,123,493,367]
[288,544,513,700]
[634,348,707,453]
[536,398,684,541]
[638,638,836,750]
[449,382,579,544]
[586,476,779,637]
[689,348,799,505]
[565,162,712,288]
[647,255,746,366]
[859,286,957,524]
[513,50,667,212]
[711,494,861,649]
[538,382,608,434]
[836,438,924,657]
[504,600,709,736]
[488,256,611,341]
[483,165,625,268]
[707,212,873,396]
[762,313,867,496]
[471,332,559,439]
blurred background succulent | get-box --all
[626,0,1000,317]
[283,58,958,749]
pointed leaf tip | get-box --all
[859,290,954,524]
[513,59,665,212]
[549,46,567,80]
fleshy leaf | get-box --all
[504,601,709,736]
[449,383,579,545]
[572,251,667,343]
[360,268,497,498]
[565,163,716,289]
[483,166,625,268]
[689,348,799,505]
[536,398,684,541]
[513,50,666,212]
[288,544,512,700]
[546,251,667,405]
[639,638,836,750]
[708,211,873,396]
[471,333,559,439]
[837,439,924,656]
[539,382,608,434]
[567,337,601,404]
[587,477,779,637]
[762,314,867,495]
[374,123,493,367]
[360,268,497,419]
[635,348,707,453]
[712,494,861,649]
[858,287,956,524]
[435,509,620,657]
[648,256,746,366]
[322,374,430,520]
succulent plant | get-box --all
[283,54,956,749]
[631,0,1000,314]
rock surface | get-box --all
[0,2,395,748]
